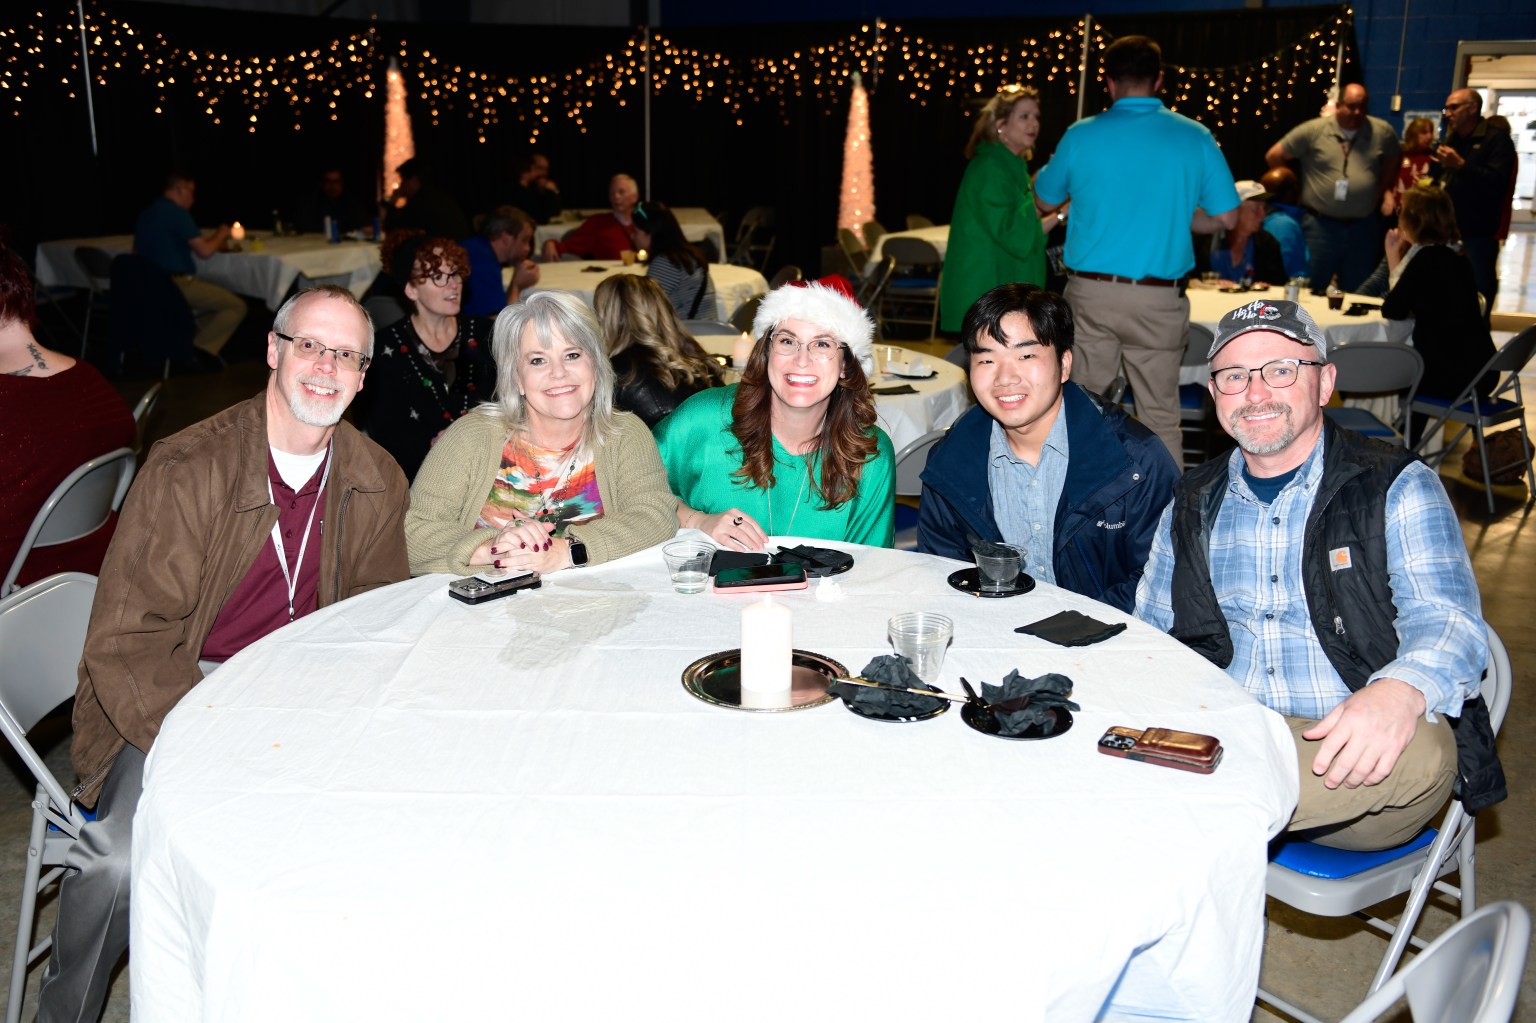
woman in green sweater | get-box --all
[654,277,895,549]
[938,84,1059,333]
[405,290,678,576]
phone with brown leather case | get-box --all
[1097,726,1223,774]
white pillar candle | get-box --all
[230,221,245,241]
[732,333,754,369]
[739,595,792,708]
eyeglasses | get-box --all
[1210,358,1324,395]
[417,270,462,287]
[770,333,845,362]
[275,332,371,372]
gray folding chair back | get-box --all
[132,381,164,453]
[1336,901,1530,1023]
[893,429,947,499]
[905,214,935,230]
[1,573,99,1023]
[729,295,763,336]
[768,265,803,290]
[1258,623,1513,1023]
[860,220,888,251]
[1325,341,1425,445]
[363,295,408,330]
[878,238,943,340]
[681,319,739,337]
[74,245,115,355]
[837,227,868,277]
[729,207,775,270]
[2,447,135,595]
[1182,322,1214,367]
[1411,325,1536,512]
[856,256,896,315]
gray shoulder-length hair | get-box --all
[485,290,618,448]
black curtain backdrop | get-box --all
[2,3,1356,282]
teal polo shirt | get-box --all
[1035,97,1239,281]
[134,197,199,276]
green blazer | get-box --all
[938,141,1047,332]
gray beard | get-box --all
[288,376,346,427]
[1228,403,1296,456]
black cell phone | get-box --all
[712,563,808,592]
[448,570,542,604]
[1345,302,1380,317]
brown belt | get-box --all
[1070,270,1180,288]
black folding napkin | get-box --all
[774,544,853,578]
[827,656,946,717]
[979,670,1080,737]
[708,550,770,577]
[871,384,919,395]
[1013,610,1127,647]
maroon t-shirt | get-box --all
[200,451,328,663]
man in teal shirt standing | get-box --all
[1035,35,1239,467]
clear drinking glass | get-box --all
[662,540,714,594]
[973,545,1023,593]
[887,612,954,683]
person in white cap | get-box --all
[1208,180,1288,286]
[654,276,895,548]
[1136,298,1503,851]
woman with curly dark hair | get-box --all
[654,277,895,548]
[633,201,716,320]
[364,232,496,481]
[593,274,723,428]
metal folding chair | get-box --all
[1,573,100,1023]
[73,246,115,356]
[3,448,136,595]
[1336,901,1529,1023]
[877,237,943,342]
[891,428,947,551]
[1325,340,1425,447]
[1257,624,1513,1023]
[1410,326,1536,513]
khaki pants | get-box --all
[1063,275,1189,467]
[174,275,246,355]
[1284,715,1457,851]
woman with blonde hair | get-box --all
[938,84,1055,332]
[593,273,723,428]
[654,277,895,549]
[405,290,678,576]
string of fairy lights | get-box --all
[1,2,1354,141]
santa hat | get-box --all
[751,274,875,375]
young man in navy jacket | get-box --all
[917,283,1178,611]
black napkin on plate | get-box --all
[871,384,919,395]
[1014,610,1127,647]
[827,656,946,716]
[774,544,853,577]
[979,670,1081,736]
[708,550,770,576]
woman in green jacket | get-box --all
[938,85,1059,332]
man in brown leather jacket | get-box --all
[37,285,410,1022]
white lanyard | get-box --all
[267,443,332,622]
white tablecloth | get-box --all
[34,233,381,311]
[132,541,1296,1022]
[866,225,950,273]
[536,207,726,261]
[521,260,767,323]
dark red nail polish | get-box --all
[520,541,527,550]
[493,560,501,568]
[490,547,499,554]
[543,540,551,551]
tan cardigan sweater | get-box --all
[405,406,678,575]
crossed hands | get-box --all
[1302,677,1426,789]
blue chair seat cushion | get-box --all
[1178,384,1206,411]
[1271,827,1437,879]
[1412,394,1522,418]
[1325,406,1398,438]
[889,278,939,289]
[47,802,98,833]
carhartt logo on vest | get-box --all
[1328,547,1353,571]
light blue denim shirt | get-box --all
[1135,436,1486,720]
[987,409,1069,586]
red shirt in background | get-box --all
[0,361,136,588]
[554,212,638,260]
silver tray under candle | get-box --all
[681,648,845,713]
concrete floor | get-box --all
[1,307,1532,1022]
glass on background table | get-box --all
[132,536,1296,1022]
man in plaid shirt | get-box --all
[1135,299,1502,850]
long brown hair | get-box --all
[729,334,879,509]
[593,274,723,390]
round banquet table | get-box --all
[689,338,971,454]
[131,538,1297,1022]
[518,260,768,323]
